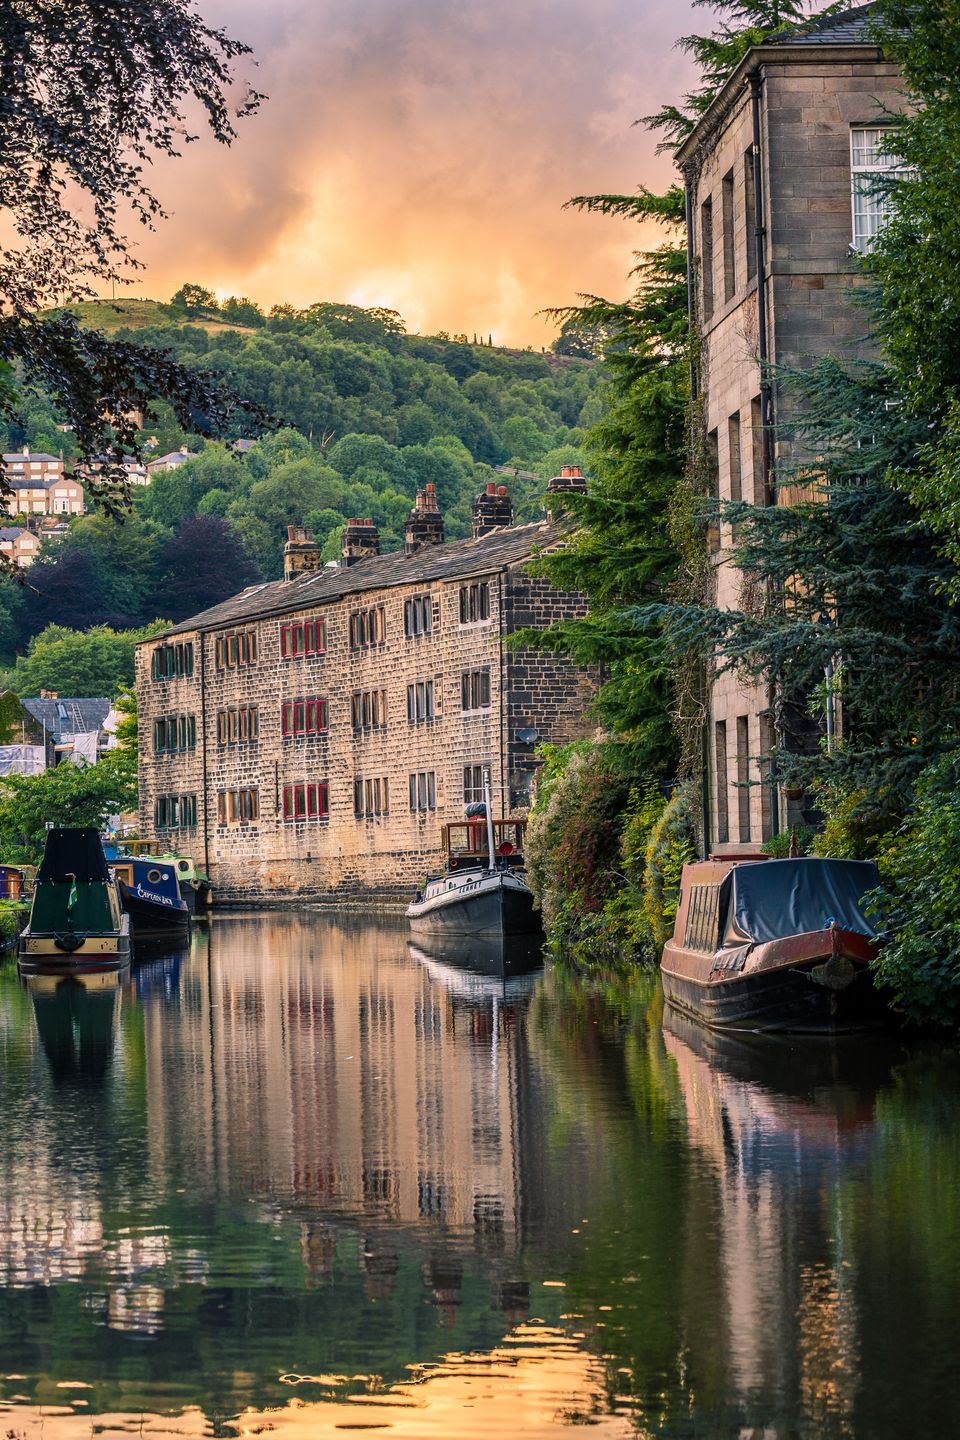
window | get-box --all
[409,771,436,812]
[217,705,260,744]
[850,126,904,253]
[406,680,434,723]
[700,195,714,321]
[282,696,330,736]
[706,428,720,555]
[736,715,751,844]
[280,618,326,659]
[751,395,770,507]
[217,788,260,825]
[350,688,387,731]
[151,640,194,680]
[214,630,258,669]
[153,714,197,753]
[744,148,757,281]
[154,793,197,829]
[714,721,729,846]
[463,765,487,804]
[459,581,490,625]
[354,776,390,818]
[460,667,491,711]
[349,605,386,649]
[727,413,742,503]
[282,781,329,822]
[760,712,777,843]
[721,168,736,303]
[404,594,433,637]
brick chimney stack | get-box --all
[341,516,380,567]
[404,483,445,555]
[283,525,322,582]
[472,481,513,539]
[546,463,587,518]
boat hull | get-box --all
[18,927,132,976]
[661,927,884,1033]
[118,880,191,940]
[407,874,542,940]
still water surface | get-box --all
[0,913,958,1439]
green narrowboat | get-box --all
[18,827,131,975]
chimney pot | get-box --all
[283,524,321,581]
[472,479,513,539]
[405,486,445,555]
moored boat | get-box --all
[102,839,213,912]
[660,856,885,1032]
[406,779,541,941]
[18,828,131,975]
[112,856,191,941]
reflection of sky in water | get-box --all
[0,914,957,1438]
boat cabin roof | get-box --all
[38,827,111,883]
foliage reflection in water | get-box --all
[0,913,957,1439]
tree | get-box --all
[0,739,138,865]
[9,622,167,698]
[0,1,270,504]
[220,296,265,327]
[171,284,218,316]
[154,515,260,621]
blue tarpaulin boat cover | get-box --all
[732,858,881,944]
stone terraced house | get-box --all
[136,477,597,903]
[679,2,905,852]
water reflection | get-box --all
[0,916,956,1439]
[24,971,124,1084]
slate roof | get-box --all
[780,3,877,45]
[2,452,60,464]
[21,697,111,736]
[0,527,26,541]
[159,519,564,639]
[6,475,78,490]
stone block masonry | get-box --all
[136,517,599,904]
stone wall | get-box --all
[137,556,595,902]
[690,46,905,850]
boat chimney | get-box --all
[546,463,587,519]
[404,483,445,555]
[472,481,513,539]
[283,525,322,582]
[341,516,380,567]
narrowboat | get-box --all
[660,856,885,1032]
[406,785,541,941]
[18,828,131,975]
[102,839,213,912]
[112,856,191,941]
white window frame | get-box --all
[850,125,904,254]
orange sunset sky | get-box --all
[127,0,700,346]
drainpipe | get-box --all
[684,172,698,404]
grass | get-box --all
[56,297,255,335]
[0,899,29,946]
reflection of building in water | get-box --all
[140,916,543,1276]
[662,1011,881,1437]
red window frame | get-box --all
[281,618,326,659]
[283,781,329,822]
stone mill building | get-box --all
[680,2,905,852]
[135,473,597,901]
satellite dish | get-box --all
[517,727,539,745]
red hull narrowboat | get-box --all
[661,857,886,1033]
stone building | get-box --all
[678,3,904,852]
[135,479,596,902]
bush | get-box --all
[640,783,698,952]
[761,824,817,858]
[874,751,960,1025]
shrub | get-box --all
[874,751,960,1025]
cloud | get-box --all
[129,0,698,344]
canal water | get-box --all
[0,914,958,1440]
